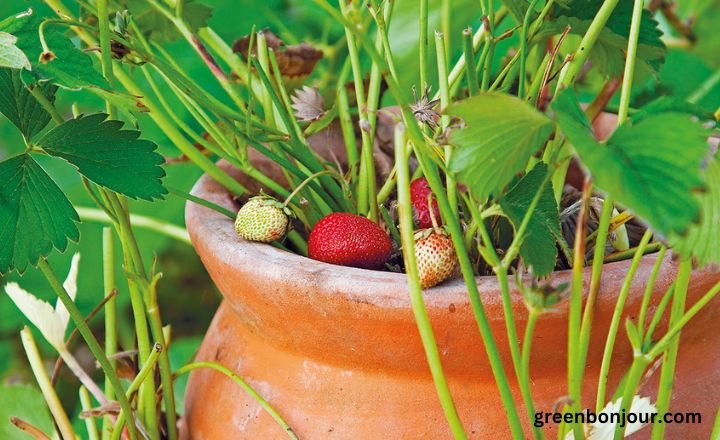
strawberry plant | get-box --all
[0,0,719,439]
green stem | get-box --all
[488,49,521,92]
[648,280,720,359]
[574,194,613,411]
[147,312,177,440]
[118,70,248,196]
[565,178,591,440]
[687,69,720,104]
[642,281,676,349]
[419,0,428,89]
[97,0,115,118]
[434,31,457,216]
[174,362,298,439]
[20,327,75,440]
[29,85,63,124]
[521,310,539,384]
[283,170,337,207]
[612,356,650,440]
[37,259,137,440]
[251,59,348,213]
[77,207,191,244]
[394,125,468,440]
[462,28,478,96]
[581,0,645,415]
[111,344,164,440]
[616,0,645,123]
[341,0,377,221]
[480,3,496,92]
[604,242,661,263]
[256,32,276,127]
[147,0,247,112]
[365,1,392,218]
[595,230,652,411]
[494,268,540,437]
[109,194,178,440]
[556,0,621,89]
[102,228,117,440]
[650,259,690,439]
[441,0,450,57]
[518,0,543,98]
[521,309,544,440]
[128,344,163,397]
[711,408,720,440]
[637,247,667,338]
[80,386,101,440]
[419,156,524,439]
[104,194,158,440]
[336,61,359,180]
[352,24,523,436]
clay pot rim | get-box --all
[188,168,663,310]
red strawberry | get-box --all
[414,229,458,289]
[410,177,441,229]
[308,213,393,269]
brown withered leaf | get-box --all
[96,349,137,380]
[79,401,121,419]
[233,29,322,79]
[291,86,326,121]
[10,417,51,440]
[411,85,440,129]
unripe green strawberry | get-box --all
[234,196,292,243]
[414,228,458,289]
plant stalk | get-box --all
[20,327,75,440]
[394,124,468,440]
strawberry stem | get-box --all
[282,170,339,208]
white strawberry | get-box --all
[414,228,458,289]
[234,196,292,243]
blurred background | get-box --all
[0,0,718,438]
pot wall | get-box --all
[181,164,720,439]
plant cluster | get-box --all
[0,0,719,439]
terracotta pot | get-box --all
[181,121,720,439]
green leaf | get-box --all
[0,31,29,70]
[127,0,213,43]
[0,9,107,88]
[498,0,532,24]
[0,68,57,139]
[553,90,709,237]
[538,1,665,75]
[447,93,555,200]
[36,113,166,200]
[0,154,79,275]
[630,96,713,123]
[0,383,54,440]
[670,159,720,266]
[500,163,561,276]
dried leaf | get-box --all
[233,29,322,79]
[411,85,440,129]
[291,86,325,121]
[10,417,51,440]
[79,401,121,419]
